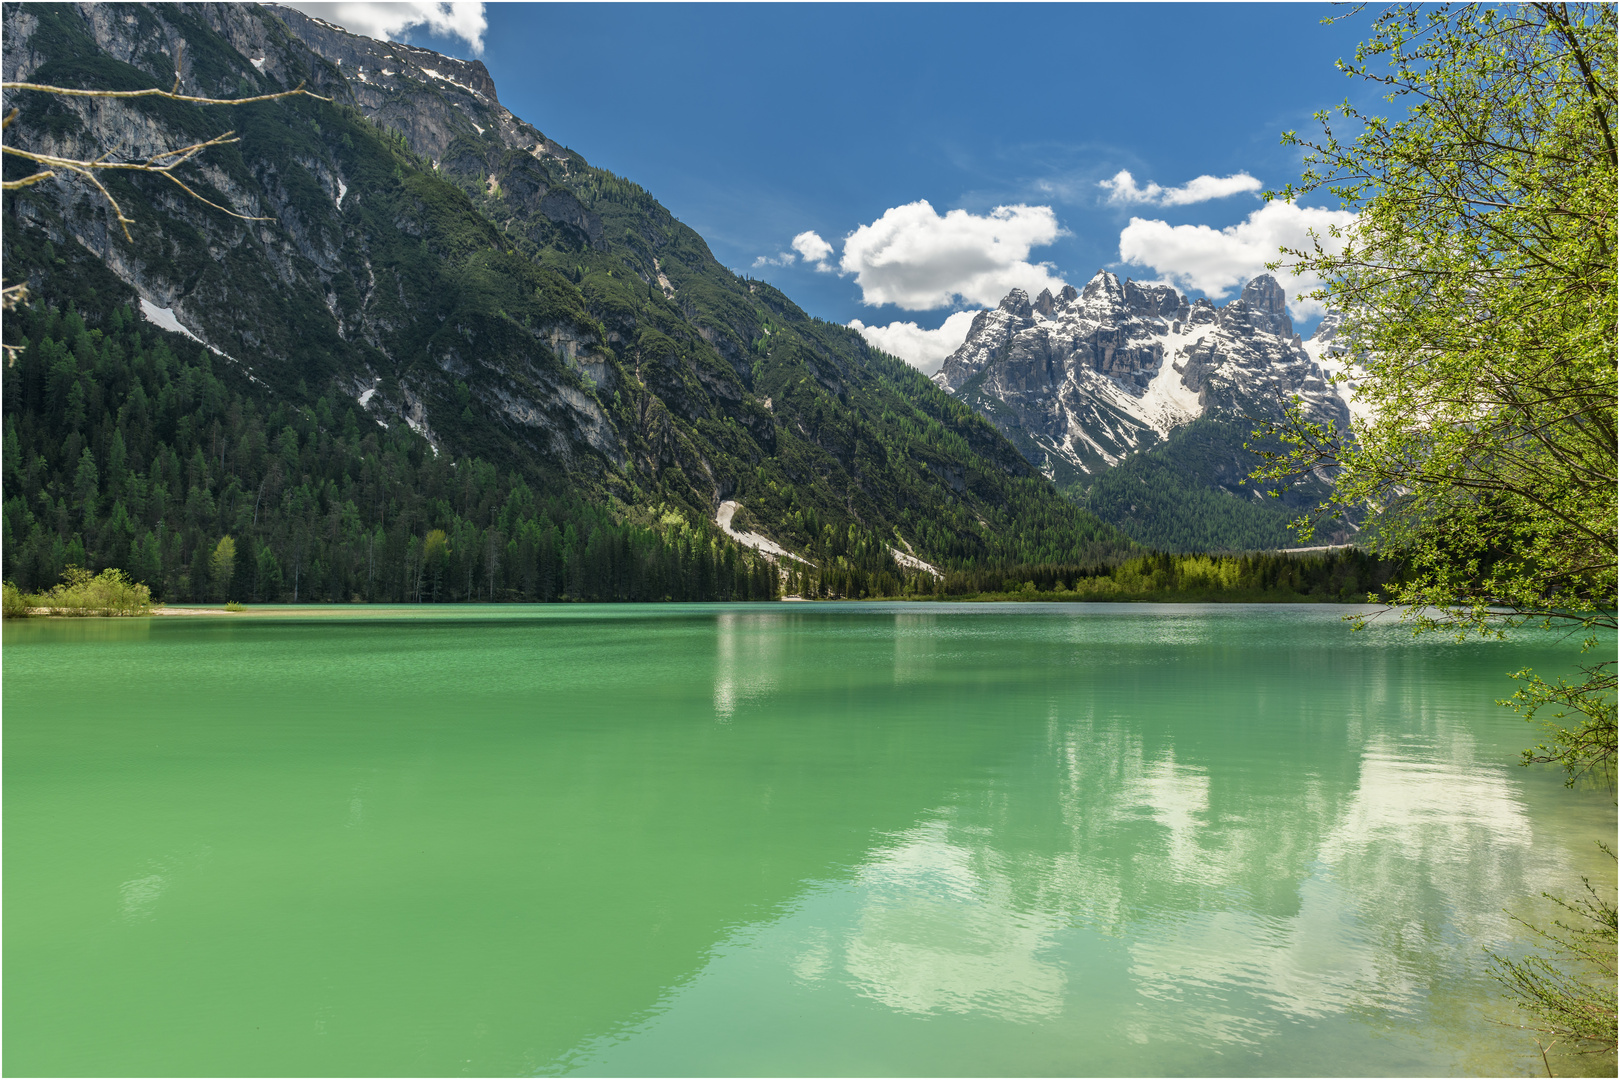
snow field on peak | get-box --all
[1136,327,1207,435]
[936,273,1353,483]
[1301,336,1371,425]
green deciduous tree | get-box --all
[1259,2,1616,1056]
[210,535,236,601]
[1261,1,1616,775]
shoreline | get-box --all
[10,594,1380,619]
[16,605,243,618]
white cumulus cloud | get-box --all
[1099,169,1263,207]
[753,230,834,271]
[849,310,981,374]
[1117,201,1356,318]
[840,200,1066,311]
[281,2,488,55]
[791,230,834,270]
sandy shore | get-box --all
[19,606,245,617]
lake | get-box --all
[4,603,1613,1076]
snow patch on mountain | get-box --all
[139,299,203,344]
[888,544,941,579]
[716,501,810,564]
[138,298,260,382]
[1300,311,1371,424]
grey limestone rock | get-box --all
[1241,274,1287,315]
[934,270,1349,486]
[2,1,624,470]
[999,288,1033,319]
[1124,280,1181,319]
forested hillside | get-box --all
[2,291,785,602]
[1,1,1132,601]
[1080,419,1352,552]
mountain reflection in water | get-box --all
[571,606,1608,1077]
[5,604,1612,1078]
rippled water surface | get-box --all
[5,603,1613,1076]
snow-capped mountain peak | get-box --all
[934,273,1348,483]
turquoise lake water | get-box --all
[4,603,1614,1076]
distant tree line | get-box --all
[934,549,1393,602]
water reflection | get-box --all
[891,613,938,685]
[575,616,1604,1075]
[1118,752,1211,884]
[1120,734,1542,1048]
[843,820,1067,1020]
[9,605,1612,1077]
[115,843,213,923]
[712,611,784,719]
[118,874,166,921]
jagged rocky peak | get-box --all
[1081,269,1126,304]
[999,288,1034,318]
[1029,285,1079,318]
[1230,274,1295,339]
[1071,271,1193,327]
[270,4,569,165]
[269,6,500,102]
[1124,280,1186,320]
[1241,274,1287,315]
[934,268,1350,485]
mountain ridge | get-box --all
[935,271,1354,550]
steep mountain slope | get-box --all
[936,271,1354,550]
[1,1,1128,600]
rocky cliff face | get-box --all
[936,271,1349,487]
[266,5,593,228]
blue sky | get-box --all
[292,3,1383,368]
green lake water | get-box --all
[4,603,1614,1077]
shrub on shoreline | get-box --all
[22,567,156,617]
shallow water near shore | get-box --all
[5,603,1614,1076]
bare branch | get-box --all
[1,62,327,240]
[2,51,327,314]
[0,79,331,107]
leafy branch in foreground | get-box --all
[1490,848,1618,1056]
[1505,653,1619,787]
[1252,1,1616,770]
[1254,3,1617,1057]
